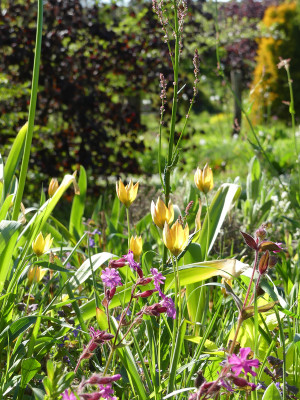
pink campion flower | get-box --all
[273,242,284,253]
[122,250,143,277]
[150,268,166,290]
[62,390,77,400]
[101,268,122,289]
[160,295,176,319]
[98,383,117,400]
[228,348,259,377]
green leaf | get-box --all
[3,123,27,196]
[247,156,261,203]
[0,194,13,220]
[69,251,115,289]
[20,358,41,389]
[262,382,282,400]
[69,166,87,240]
[0,220,21,292]
[167,320,187,393]
[165,259,249,289]
[110,317,147,400]
[199,183,241,258]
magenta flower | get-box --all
[150,268,166,290]
[273,242,284,253]
[62,390,77,400]
[123,250,143,276]
[98,383,117,400]
[101,268,122,289]
[228,348,259,377]
[160,295,176,319]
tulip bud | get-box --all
[32,232,53,257]
[48,178,59,197]
[130,235,143,259]
[194,164,213,194]
[27,266,47,285]
[151,197,174,229]
[116,179,139,208]
[163,220,189,256]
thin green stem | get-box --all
[286,65,300,192]
[170,253,178,360]
[126,208,130,249]
[103,347,114,375]
[205,194,210,260]
[164,0,179,207]
[275,306,286,400]
[12,0,43,220]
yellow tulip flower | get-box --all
[130,235,143,258]
[116,179,139,208]
[163,220,189,256]
[194,164,214,194]
[27,266,47,285]
[32,232,53,257]
[151,197,174,229]
[48,178,59,197]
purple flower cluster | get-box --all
[189,347,259,399]
[122,250,143,277]
[101,267,122,289]
[150,267,176,319]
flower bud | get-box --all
[137,277,152,286]
[269,255,278,268]
[109,258,126,269]
[85,373,121,385]
[151,197,174,229]
[255,226,267,240]
[134,289,157,298]
[32,232,53,257]
[48,178,59,197]
[130,235,142,259]
[116,179,139,208]
[194,164,213,194]
[258,250,270,274]
[27,266,47,285]
[163,220,189,256]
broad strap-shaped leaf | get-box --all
[69,251,115,289]
[165,259,249,290]
[0,220,21,292]
[199,183,241,259]
[69,165,87,240]
[3,123,28,197]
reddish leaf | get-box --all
[240,231,258,250]
[259,241,282,252]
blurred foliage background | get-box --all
[0,0,299,204]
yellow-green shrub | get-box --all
[251,2,300,122]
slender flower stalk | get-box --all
[12,0,43,220]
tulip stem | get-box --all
[170,254,179,359]
[126,208,130,250]
[175,257,182,331]
[205,194,210,260]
